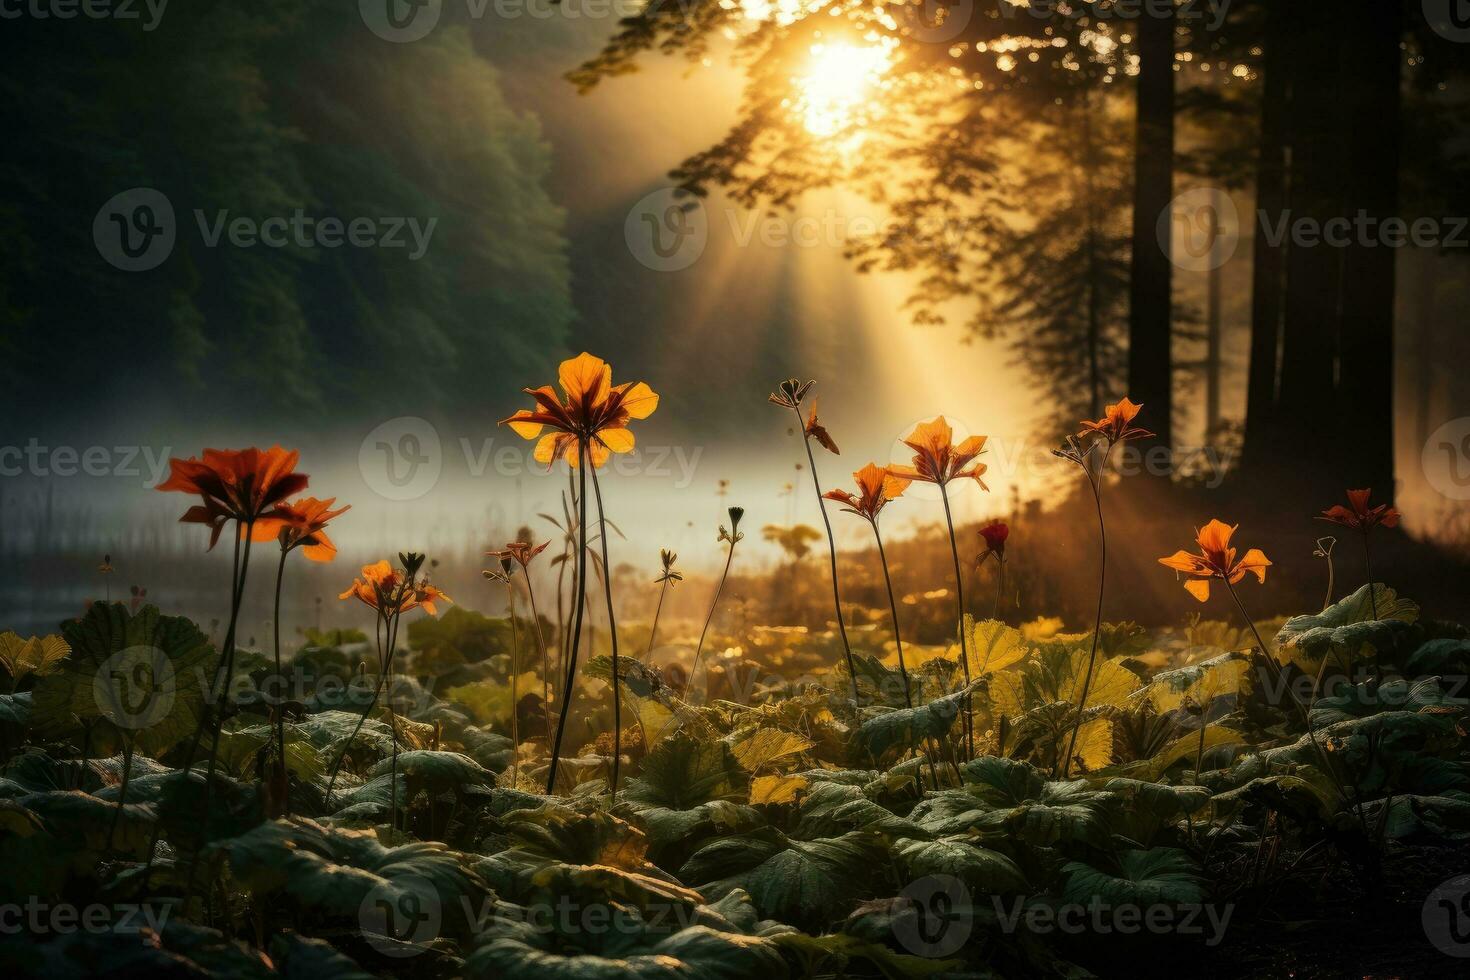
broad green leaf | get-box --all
[31,603,217,757]
[684,830,888,931]
[1275,584,1419,667]
[853,684,975,760]
[1143,652,1251,713]
[895,836,1027,893]
[1062,847,1205,907]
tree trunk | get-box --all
[1276,5,1345,484]
[1126,3,1176,454]
[1242,0,1289,472]
[1336,0,1402,501]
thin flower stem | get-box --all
[646,578,670,660]
[588,462,622,801]
[1223,578,1364,829]
[689,536,738,701]
[180,522,256,900]
[991,559,1007,624]
[873,521,939,793]
[938,481,974,758]
[1362,534,1378,621]
[1062,447,1110,779]
[871,525,912,709]
[790,403,858,700]
[521,570,551,738]
[547,450,590,795]
[505,580,520,784]
[270,546,289,815]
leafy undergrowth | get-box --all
[1,583,1468,977]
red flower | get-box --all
[157,447,309,549]
[1319,489,1401,533]
[978,521,1009,564]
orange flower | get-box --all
[823,463,908,521]
[339,560,451,616]
[889,417,988,488]
[252,497,350,562]
[502,352,659,468]
[157,446,309,549]
[1079,397,1154,444]
[1158,519,1272,602]
[487,539,550,570]
[1319,488,1401,532]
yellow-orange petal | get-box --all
[506,410,545,440]
[301,532,338,563]
[955,435,988,457]
[1196,519,1236,556]
[1235,548,1271,583]
[534,433,566,466]
[619,381,659,420]
[559,352,611,405]
[1183,577,1212,602]
[1158,550,1204,573]
[597,426,636,454]
[585,439,612,468]
[251,517,288,543]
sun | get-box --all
[793,40,895,138]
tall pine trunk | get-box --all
[1336,0,1402,501]
[1126,3,1176,453]
[1276,6,1345,485]
[1243,0,1289,473]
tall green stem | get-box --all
[689,537,737,701]
[271,546,289,815]
[547,449,590,794]
[790,403,858,699]
[938,482,974,757]
[521,568,551,735]
[505,580,520,783]
[588,462,621,801]
[1062,453,1109,779]
[646,578,669,660]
